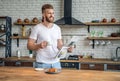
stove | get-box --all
[67,55,79,60]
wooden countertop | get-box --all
[0,67,120,81]
[2,56,120,64]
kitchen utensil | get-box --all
[100,40,106,46]
[13,33,18,36]
[17,18,22,24]
[106,41,112,45]
[0,23,5,30]
[102,18,107,23]
[91,20,100,23]
[32,17,39,23]
[111,18,116,23]
[17,38,19,47]
[95,40,99,46]
[24,18,30,23]
[111,33,118,37]
[89,40,93,45]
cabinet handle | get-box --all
[89,64,95,68]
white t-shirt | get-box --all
[29,23,62,64]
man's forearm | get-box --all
[27,43,41,51]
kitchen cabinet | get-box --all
[80,63,104,71]
[2,57,120,71]
[0,16,12,58]
[107,64,120,71]
[3,56,35,67]
[85,22,120,48]
[4,61,33,67]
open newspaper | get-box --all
[55,36,80,59]
[55,46,69,59]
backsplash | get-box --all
[0,0,120,59]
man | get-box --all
[27,4,72,69]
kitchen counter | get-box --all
[2,56,120,64]
[0,66,120,81]
[2,57,120,71]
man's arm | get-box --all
[27,38,41,51]
[57,39,63,50]
[27,38,48,51]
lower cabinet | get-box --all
[80,63,104,71]
[107,64,120,70]
[4,61,33,67]
[3,60,120,71]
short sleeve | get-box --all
[29,26,38,40]
[57,26,62,39]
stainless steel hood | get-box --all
[54,0,85,25]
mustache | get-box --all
[49,16,54,18]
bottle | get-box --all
[21,24,26,37]
[16,49,21,58]
[29,50,33,58]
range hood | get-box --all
[54,0,85,25]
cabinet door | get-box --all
[81,63,104,71]
[4,61,17,66]
[107,64,120,70]
[4,61,33,67]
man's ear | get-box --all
[42,15,45,22]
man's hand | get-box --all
[67,46,74,53]
[39,41,48,49]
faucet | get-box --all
[115,47,120,60]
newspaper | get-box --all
[55,36,80,59]
[55,46,69,59]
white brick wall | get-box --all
[0,0,120,59]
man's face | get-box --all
[43,9,54,23]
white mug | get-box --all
[89,40,93,45]
[100,40,106,46]
[95,41,99,46]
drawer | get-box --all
[81,63,104,71]
[107,64,120,70]
[4,61,33,67]
[5,61,17,66]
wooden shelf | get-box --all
[87,37,120,40]
[10,36,29,39]
[0,30,5,33]
[0,44,6,46]
[14,22,40,25]
[85,22,120,26]
[0,16,8,18]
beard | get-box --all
[45,16,54,23]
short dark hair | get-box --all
[42,4,53,13]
